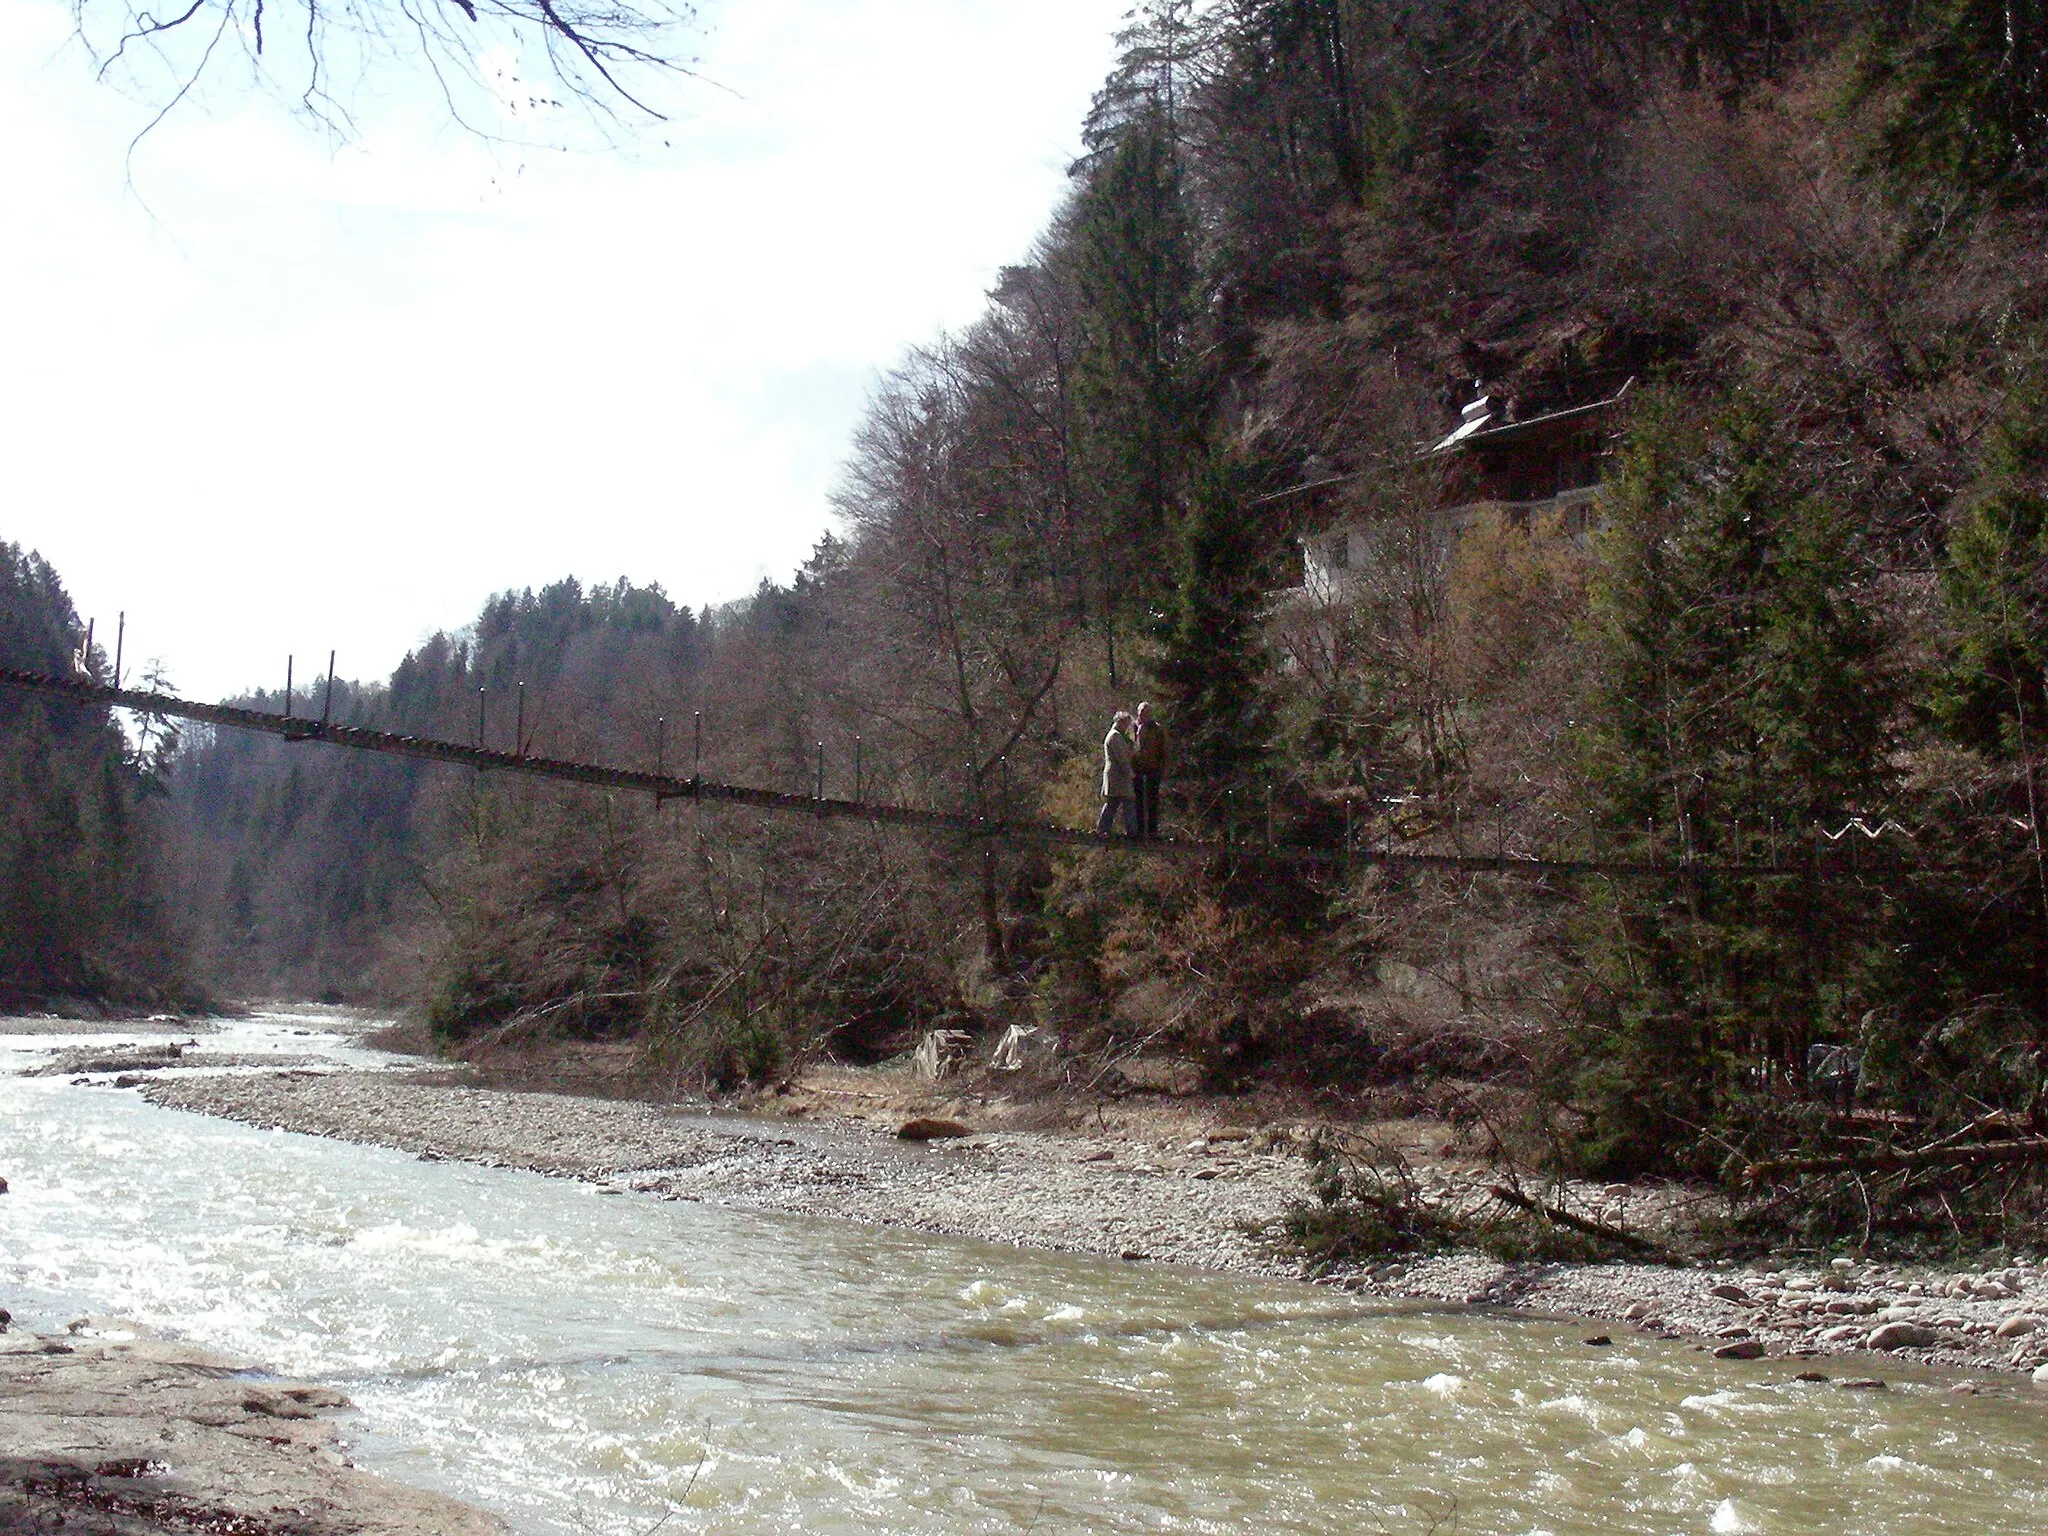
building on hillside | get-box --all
[1289,379,1632,608]
[1263,379,1631,676]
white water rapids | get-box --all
[2,1014,2045,1534]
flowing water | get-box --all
[3,1015,2046,1535]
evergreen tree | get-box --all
[0,543,195,1008]
[1934,377,2048,757]
[1915,376,2048,1048]
[1067,9,1207,652]
[1865,0,2048,199]
[1157,449,1277,815]
[1568,395,1897,1175]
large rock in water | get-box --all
[1867,1321,1939,1351]
[0,1331,504,1534]
[896,1117,971,1142]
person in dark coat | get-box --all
[1130,701,1170,840]
[1097,711,1137,836]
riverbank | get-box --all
[132,1058,2048,1386]
[23,1023,2048,1536]
[0,1320,502,1535]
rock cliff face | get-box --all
[0,1325,501,1536]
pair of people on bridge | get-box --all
[1098,702,1169,840]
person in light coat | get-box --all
[1097,711,1137,837]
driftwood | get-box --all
[1488,1185,1667,1257]
[1741,1137,2048,1185]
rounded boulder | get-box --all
[1866,1321,1938,1351]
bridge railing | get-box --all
[0,665,1939,881]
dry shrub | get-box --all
[1282,1134,1458,1266]
[1040,848,1342,1090]
[1278,1132,1622,1271]
[1446,506,1587,708]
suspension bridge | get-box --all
[0,665,1923,881]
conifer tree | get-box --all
[0,543,195,1007]
[1866,0,2048,198]
[1922,377,2048,1033]
[1067,6,1208,658]
[1935,379,2048,757]
[1157,450,1277,818]
[1568,395,1896,1175]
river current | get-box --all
[2,1013,2045,1535]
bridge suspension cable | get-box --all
[0,665,1927,881]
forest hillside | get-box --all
[15,0,2048,1248]
[0,544,197,1012]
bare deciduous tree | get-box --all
[832,342,1089,962]
[75,0,701,138]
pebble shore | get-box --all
[141,1067,2048,1384]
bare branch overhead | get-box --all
[73,0,702,137]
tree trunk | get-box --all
[980,845,1007,968]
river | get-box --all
[3,1014,2045,1534]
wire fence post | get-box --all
[477,688,487,751]
[516,683,527,759]
[285,655,293,719]
[114,613,124,692]
[693,711,702,780]
[323,651,336,725]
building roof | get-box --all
[1254,378,1636,510]
[1428,377,1634,455]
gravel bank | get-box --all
[138,1067,2048,1384]
[142,1071,1305,1273]
[0,1014,218,1036]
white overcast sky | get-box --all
[0,0,1125,700]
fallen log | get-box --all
[1741,1136,2048,1185]
[1488,1185,1667,1257]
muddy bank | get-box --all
[0,1322,501,1535]
[137,1066,2048,1383]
